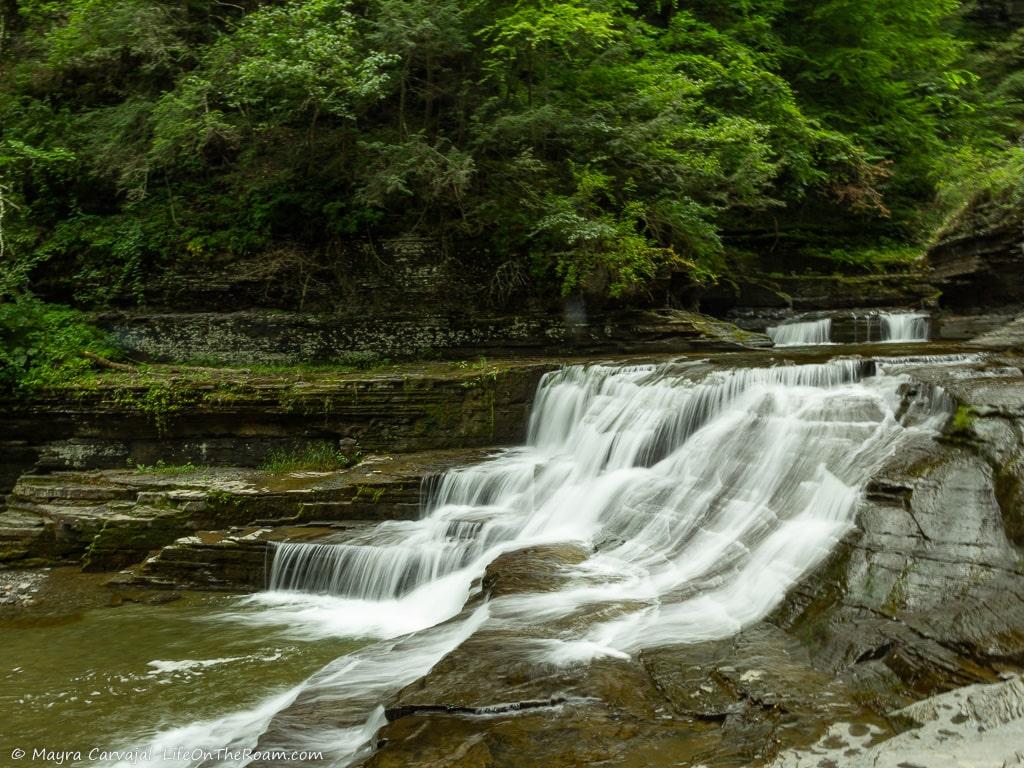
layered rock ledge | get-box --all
[0,448,490,572]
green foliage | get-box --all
[803,244,925,274]
[933,145,1024,238]
[333,350,388,370]
[133,460,207,475]
[0,296,115,392]
[0,0,1013,301]
[259,441,361,473]
[533,168,691,296]
[948,404,977,439]
[109,379,196,434]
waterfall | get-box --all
[766,318,832,346]
[260,358,948,647]
[113,355,954,767]
[851,312,874,343]
[265,358,896,613]
[880,312,929,342]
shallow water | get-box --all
[0,592,363,763]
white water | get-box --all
[766,318,833,346]
[880,312,929,342]
[110,356,953,766]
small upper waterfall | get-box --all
[766,318,832,347]
[881,312,929,342]
[766,312,932,346]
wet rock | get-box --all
[0,569,47,609]
[968,313,1024,351]
[356,551,885,768]
[129,525,372,591]
[358,621,886,768]
[0,449,491,571]
[776,360,1024,711]
[479,544,589,598]
[772,674,1024,767]
[128,528,277,591]
[935,312,1018,342]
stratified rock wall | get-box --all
[96,308,770,365]
[0,361,553,506]
[929,195,1024,311]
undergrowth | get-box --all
[259,442,361,473]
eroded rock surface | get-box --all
[928,188,1024,311]
[100,308,770,366]
[772,674,1024,768]
[0,360,556,508]
[0,449,490,570]
[968,313,1024,351]
[360,556,887,768]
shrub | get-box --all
[259,441,361,473]
[0,297,118,392]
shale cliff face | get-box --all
[929,193,1024,311]
[98,308,770,366]
[77,237,774,365]
[0,361,553,569]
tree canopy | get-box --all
[0,0,1018,303]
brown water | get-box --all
[0,589,362,763]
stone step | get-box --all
[290,499,421,523]
[10,475,136,504]
[2,449,494,571]
[131,525,361,591]
[0,508,48,564]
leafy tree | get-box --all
[0,0,1007,306]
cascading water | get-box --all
[880,312,929,343]
[111,355,954,767]
[766,318,832,346]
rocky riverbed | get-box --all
[0,569,46,608]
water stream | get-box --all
[94,354,952,766]
[0,593,364,764]
[880,312,930,343]
[766,318,833,346]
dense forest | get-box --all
[1,0,1024,385]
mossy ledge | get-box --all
[0,359,555,497]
